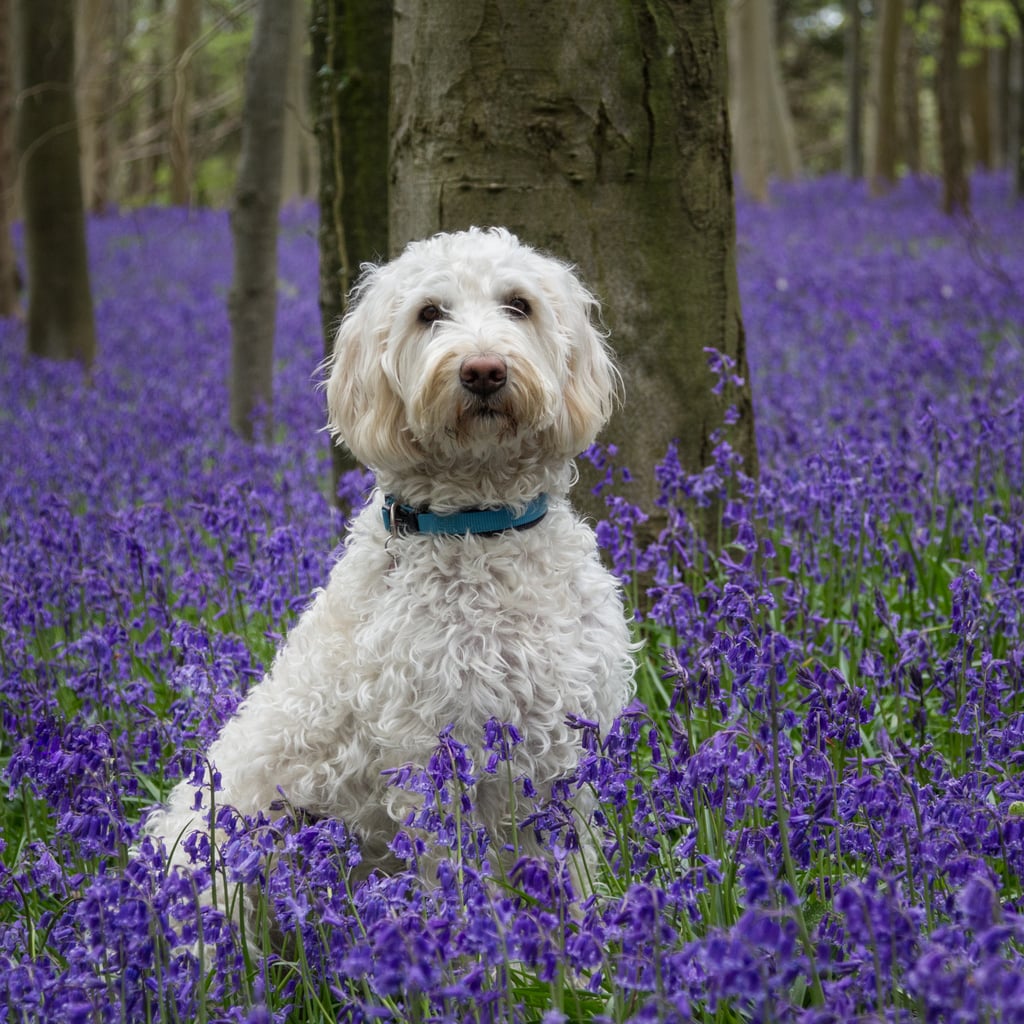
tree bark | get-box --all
[75,0,117,213]
[0,0,18,315]
[937,0,970,214]
[228,0,294,440]
[16,0,96,364]
[390,0,757,525]
[311,0,392,489]
[899,0,922,175]
[169,0,198,206]
[966,50,992,169]
[1010,20,1024,199]
[844,0,864,178]
[728,0,801,201]
[870,0,903,193]
[281,0,316,203]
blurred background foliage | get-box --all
[4,0,1022,213]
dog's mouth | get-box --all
[450,399,520,442]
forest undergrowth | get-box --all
[2,175,1024,1022]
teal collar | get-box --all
[382,493,549,537]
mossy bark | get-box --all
[390,0,757,529]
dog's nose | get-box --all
[460,355,507,397]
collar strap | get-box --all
[382,493,549,537]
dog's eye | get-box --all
[505,296,531,318]
[418,304,444,324]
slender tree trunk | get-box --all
[0,0,18,315]
[729,0,800,201]
[16,0,96,364]
[967,50,992,169]
[870,0,903,193]
[311,0,392,490]
[76,0,116,213]
[391,0,757,526]
[989,37,1008,170]
[228,0,294,440]
[937,0,970,213]
[146,0,166,201]
[844,0,864,178]
[900,1,922,175]
[281,0,316,203]
[169,0,198,206]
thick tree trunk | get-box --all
[0,0,18,315]
[228,0,294,440]
[937,0,970,214]
[391,0,757,526]
[870,0,903,193]
[311,0,392,490]
[16,0,96,364]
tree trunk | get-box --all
[0,0,18,315]
[146,0,166,201]
[16,0,96,364]
[729,0,801,201]
[169,0,199,206]
[966,50,992,169]
[899,0,922,175]
[989,36,1008,170]
[311,0,392,489]
[870,0,903,193]
[1010,23,1023,199]
[228,0,294,440]
[76,0,117,213]
[391,0,757,526]
[844,0,864,178]
[281,0,316,203]
[937,0,970,214]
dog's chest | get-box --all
[350,533,595,713]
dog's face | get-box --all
[326,228,619,472]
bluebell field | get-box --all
[1,175,1023,1022]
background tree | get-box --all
[16,0,96,364]
[729,0,802,200]
[900,0,924,175]
[391,0,757,524]
[228,0,294,439]
[1011,3,1024,197]
[169,0,199,206]
[281,0,317,204]
[76,0,118,212]
[937,0,970,211]
[844,0,865,177]
[311,0,392,488]
[0,0,18,316]
[870,0,904,192]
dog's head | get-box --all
[325,228,619,472]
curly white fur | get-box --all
[147,227,635,880]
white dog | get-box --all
[147,227,634,883]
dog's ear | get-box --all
[325,267,420,469]
[548,271,622,456]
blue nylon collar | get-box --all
[382,493,549,537]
